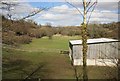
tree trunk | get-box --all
[82,0,88,81]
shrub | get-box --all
[15,35,32,44]
[2,31,32,45]
[28,28,45,38]
[2,31,16,45]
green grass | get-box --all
[2,48,75,79]
[3,35,80,79]
[2,35,117,79]
[20,35,81,52]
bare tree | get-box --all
[66,0,97,80]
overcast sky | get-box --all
[0,0,119,26]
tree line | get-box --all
[2,15,119,46]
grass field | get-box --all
[20,35,81,52]
[2,35,117,79]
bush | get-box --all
[15,35,32,44]
[2,31,32,45]
[14,22,29,36]
[2,31,16,45]
[45,27,54,39]
[28,28,45,38]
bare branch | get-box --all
[86,0,97,14]
[86,0,91,7]
[0,2,19,11]
[65,0,84,17]
[86,2,91,8]
[20,8,46,20]
[1,2,49,21]
[86,0,97,26]
[82,0,85,11]
[1,2,19,6]
[0,2,19,20]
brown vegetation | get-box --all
[2,15,119,46]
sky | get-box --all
[0,0,119,26]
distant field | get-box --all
[2,35,117,79]
[20,35,81,52]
